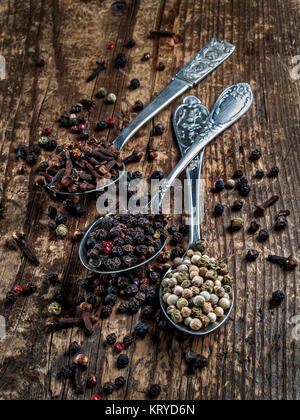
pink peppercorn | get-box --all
[43,127,52,136]
[13,285,23,295]
[91,395,101,400]
[107,43,115,50]
[103,241,114,254]
[71,125,79,134]
[114,342,124,353]
[18,165,26,175]
[78,123,86,132]
[106,118,116,128]
[87,374,97,388]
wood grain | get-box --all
[0,0,299,400]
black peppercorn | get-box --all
[6,291,17,304]
[257,229,270,242]
[128,297,140,313]
[142,305,154,319]
[95,120,107,131]
[125,39,136,48]
[232,200,244,212]
[103,382,114,394]
[27,152,38,166]
[45,272,59,286]
[51,290,64,304]
[80,277,95,292]
[248,221,260,234]
[249,149,262,161]
[214,180,225,192]
[270,290,285,307]
[39,161,49,171]
[62,199,75,213]
[87,294,97,306]
[123,334,134,349]
[194,355,208,370]
[117,301,128,313]
[213,204,224,216]
[23,282,37,296]
[268,166,279,178]
[129,78,140,89]
[16,144,27,160]
[104,294,117,306]
[142,52,151,61]
[151,170,164,181]
[106,333,117,346]
[154,123,165,136]
[125,284,139,297]
[239,183,251,197]
[115,53,127,68]
[157,62,166,71]
[232,170,243,179]
[69,341,81,355]
[148,384,161,398]
[132,100,144,112]
[117,354,129,369]
[55,213,67,225]
[58,365,73,379]
[101,305,113,318]
[255,169,265,179]
[171,247,185,260]
[134,323,149,338]
[171,232,183,246]
[44,140,57,151]
[245,249,260,262]
[115,376,126,389]
[274,216,288,231]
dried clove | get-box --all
[254,195,279,217]
[149,29,175,38]
[147,137,158,160]
[13,231,40,266]
[45,317,84,330]
[73,354,89,394]
[79,302,94,335]
[267,255,298,270]
[123,150,143,164]
[86,62,106,83]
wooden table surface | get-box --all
[0,0,299,401]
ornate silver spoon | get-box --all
[79,83,253,275]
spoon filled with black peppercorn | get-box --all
[79,83,253,275]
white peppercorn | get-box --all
[177,264,188,272]
[176,298,189,310]
[167,295,178,306]
[193,295,205,307]
[184,317,192,327]
[181,307,192,318]
[208,312,217,323]
[219,298,231,310]
[214,306,224,317]
[200,291,210,301]
[182,289,193,300]
[191,254,201,265]
[192,276,204,287]
[209,294,219,305]
[174,286,183,296]
[202,302,213,314]
[168,278,177,288]
[163,293,171,303]
[215,287,225,298]
[190,318,202,331]
[190,286,200,296]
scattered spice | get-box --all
[107,43,115,50]
[125,39,136,48]
[255,169,265,179]
[249,149,262,161]
[107,93,117,104]
[91,395,101,400]
[87,374,97,388]
[123,150,143,164]
[267,255,298,270]
[6,291,17,304]
[274,216,288,231]
[149,29,175,38]
[254,195,279,217]
[232,169,243,179]
[134,323,149,338]
[86,62,106,83]
[132,100,144,112]
[148,384,161,398]
[73,354,88,394]
[129,78,140,89]
[142,52,151,61]
[147,137,158,160]
[268,166,279,178]
[106,333,117,346]
[13,231,40,266]
[245,249,260,262]
[270,290,285,307]
[69,341,81,355]
[257,229,270,242]
[117,354,129,369]
[115,53,127,68]
[56,224,68,238]
[103,382,114,394]
[115,376,126,389]
[214,180,225,192]
[230,217,244,231]
[213,204,224,216]
[225,179,235,189]
[232,200,243,212]
[157,62,166,71]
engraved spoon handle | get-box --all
[150,83,253,212]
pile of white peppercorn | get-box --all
[161,248,234,332]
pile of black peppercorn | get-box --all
[85,214,169,271]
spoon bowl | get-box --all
[159,264,235,336]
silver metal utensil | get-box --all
[79,83,253,275]
[113,38,235,151]
[173,96,209,245]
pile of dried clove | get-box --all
[41,138,123,193]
